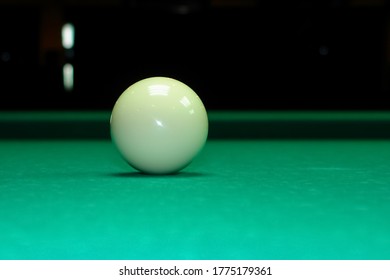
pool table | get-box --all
[1,110,390,260]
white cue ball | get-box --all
[110,76,209,175]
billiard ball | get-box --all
[110,76,209,175]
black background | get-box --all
[0,0,389,111]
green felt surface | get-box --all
[1,139,390,260]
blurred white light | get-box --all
[180,96,191,107]
[62,23,75,49]
[63,63,74,92]
[148,85,169,96]
[155,120,164,128]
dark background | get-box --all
[0,0,389,111]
